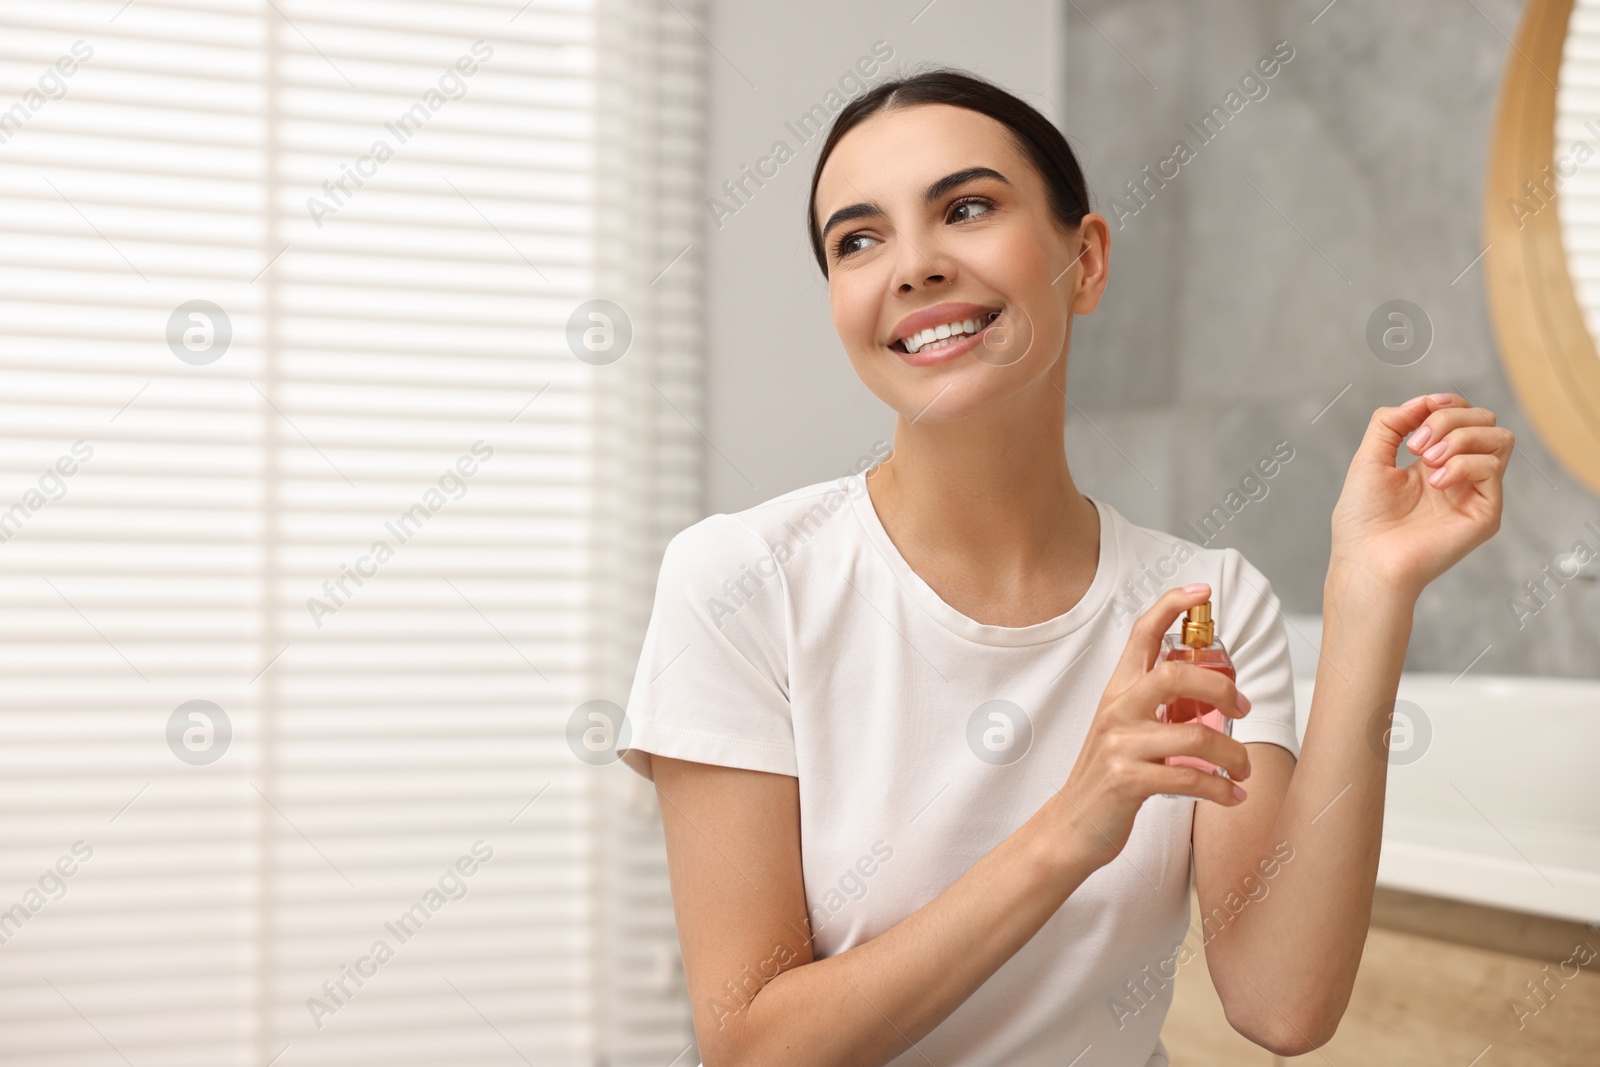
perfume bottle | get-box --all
[1157,601,1235,796]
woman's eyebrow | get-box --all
[820,166,1011,242]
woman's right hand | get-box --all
[1054,582,1253,871]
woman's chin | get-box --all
[885,373,1019,426]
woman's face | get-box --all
[813,104,1108,424]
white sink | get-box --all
[1284,613,1600,924]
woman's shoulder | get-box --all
[664,474,866,574]
[1101,497,1267,573]
[1096,497,1282,622]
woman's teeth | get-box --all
[901,311,999,354]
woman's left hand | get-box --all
[1329,392,1513,600]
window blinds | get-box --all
[0,1,703,1064]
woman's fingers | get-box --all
[1405,406,1499,457]
[1410,424,1509,466]
[1354,393,1457,470]
[1103,583,1212,698]
[1082,584,1260,816]
[1132,658,1249,722]
[1131,717,1251,780]
[1406,409,1512,503]
[1427,451,1508,491]
[1410,426,1515,497]
[1139,761,1247,806]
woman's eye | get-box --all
[949,197,994,223]
[833,200,990,259]
[836,233,879,258]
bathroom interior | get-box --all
[0,0,1595,1065]
[701,0,1600,1063]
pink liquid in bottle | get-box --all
[1157,601,1235,792]
[1158,645,1235,774]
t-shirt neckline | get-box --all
[844,470,1119,647]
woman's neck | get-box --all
[863,364,1102,625]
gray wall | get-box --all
[703,0,1600,679]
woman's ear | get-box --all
[1065,213,1111,315]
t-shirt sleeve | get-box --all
[1214,548,1301,761]
[618,512,797,782]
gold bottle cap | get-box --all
[1181,601,1213,648]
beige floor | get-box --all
[1163,890,1600,1066]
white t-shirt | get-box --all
[620,470,1301,1067]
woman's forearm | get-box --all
[729,796,1101,1067]
[1209,561,1415,1049]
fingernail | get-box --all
[1231,784,1248,801]
[1429,466,1447,486]
[1183,582,1208,593]
[1237,692,1252,711]
[1407,425,1432,452]
[1430,392,1454,403]
[1423,440,1447,462]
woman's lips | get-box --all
[891,314,1000,367]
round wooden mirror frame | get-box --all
[1485,0,1600,497]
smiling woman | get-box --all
[805,77,1095,426]
[622,67,1511,1067]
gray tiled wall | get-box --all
[1062,0,1600,678]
